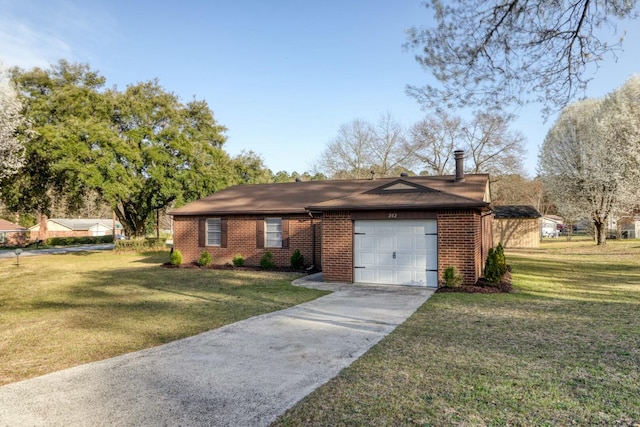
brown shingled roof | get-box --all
[0,219,27,232]
[169,174,490,216]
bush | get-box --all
[114,238,167,253]
[260,251,275,269]
[484,244,508,285]
[442,266,463,288]
[197,251,212,267]
[170,249,183,266]
[46,235,114,246]
[290,249,304,269]
[232,253,245,267]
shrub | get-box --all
[484,245,508,285]
[197,251,212,267]
[232,253,245,267]
[442,266,463,288]
[290,249,304,269]
[495,242,507,275]
[260,251,275,269]
[46,235,113,246]
[170,249,183,266]
[114,238,167,253]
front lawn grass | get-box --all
[0,250,328,386]
[275,240,640,426]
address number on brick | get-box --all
[388,213,397,219]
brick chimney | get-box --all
[454,150,465,182]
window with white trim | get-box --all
[265,218,282,248]
[0,232,6,244]
[206,218,222,246]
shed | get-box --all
[493,205,541,248]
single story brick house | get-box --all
[170,153,494,287]
[0,219,28,247]
[28,218,124,241]
[493,205,542,248]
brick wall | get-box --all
[437,209,483,286]
[1,231,27,247]
[173,214,319,268]
[320,211,353,282]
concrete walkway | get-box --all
[0,274,434,427]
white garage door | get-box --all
[354,220,438,287]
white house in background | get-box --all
[541,215,563,238]
[28,218,123,240]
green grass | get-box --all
[0,250,328,386]
[275,240,640,426]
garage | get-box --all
[353,220,438,287]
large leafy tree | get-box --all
[5,61,232,237]
[538,75,640,245]
[104,80,231,236]
[406,0,638,114]
[3,61,108,216]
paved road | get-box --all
[0,275,434,426]
[0,244,114,259]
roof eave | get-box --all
[306,202,491,211]
[169,208,310,216]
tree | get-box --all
[538,76,640,245]
[490,174,550,214]
[2,61,109,217]
[4,61,232,237]
[0,65,28,181]
[406,0,639,115]
[406,111,460,175]
[404,111,525,176]
[103,80,232,237]
[231,150,273,184]
[315,114,411,179]
[462,112,525,176]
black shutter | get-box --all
[198,218,206,247]
[256,218,264,248]
[220,218,227,248]
[282,219,289,249]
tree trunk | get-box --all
[594,220,607,245]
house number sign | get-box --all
[388,213,397,219]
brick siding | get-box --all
[175,209,492,286]
[173,214,320,268]
[321,211,353,282]
[437,209,487,286]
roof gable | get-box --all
[365,179,439,194]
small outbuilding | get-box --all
[493,205,541,248]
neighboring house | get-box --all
[493,205,541,249]
[170,152,494,287]
[0,219,28,247]
[28,218,123,240]
[541,215,563,238]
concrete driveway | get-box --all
[0,274,434,426]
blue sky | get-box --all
[1,1,639,177]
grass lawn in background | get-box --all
[0,250,328,386]
[275,240,640,426]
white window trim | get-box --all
[206,218,222,247]
[265,218,282,248]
